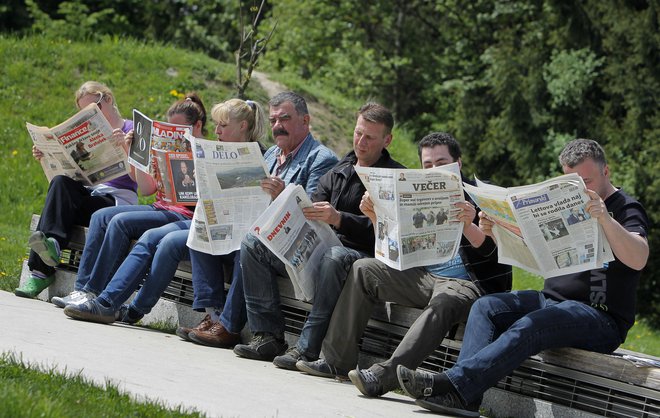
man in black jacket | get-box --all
[296,133,512,395]
[234,103,405,365]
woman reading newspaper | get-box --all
[49,93,205,308]
[62,98,268,326]
[16,81,153,299]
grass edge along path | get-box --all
[0,351,204,418]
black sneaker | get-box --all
[348,366,384,397]
[273,347,315,371]
[296,359,348,380]
[416,391,481,418]
[115,304,143,325]
[233,332,287,361]
[396,365,435,399]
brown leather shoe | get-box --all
[189,322,241,348]
[176,314,213,341]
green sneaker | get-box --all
[15,275,56,299]
[28,231,60,267]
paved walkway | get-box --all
[0,290,432,417]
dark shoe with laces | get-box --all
[296,358,349,380]
[115,304,144,325]
[63,298,115,324]
[349,366,385,397]
[273,347,316,370]
[396,365,435,399]
[416,390,481,418]
[189,322,241,348]
[233,332,287,361]
[176,314,213,341]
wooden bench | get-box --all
[22,215,660,417]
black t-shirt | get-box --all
[542,189,648,342]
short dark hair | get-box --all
[357,102,394,135]
[418,132,462,162]
[559,138,607,169]
[269,91,309,116]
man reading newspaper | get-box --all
[295,133,512,388]
[397,139,649,418]
[233,103,405,365]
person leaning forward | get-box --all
[233,103,405,363]
[295,132,512,387]
[397,138,649,418]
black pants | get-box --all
[28,175,114,276]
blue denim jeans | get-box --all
[241,233,288,337]
[445,290,621,404]
[76,205,188,294]
[190,249,245,334]
[296,245,366,358]
[97,221,191,314]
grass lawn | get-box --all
[0,352,202,417]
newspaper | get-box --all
[26,103,129,186]
[354,163,465,271]
[186,135,271,255]
[463,173,614,278]
[251,184,343,302]
[128,109,191,173]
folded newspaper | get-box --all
[186,135,271,255]
[26,103,129,186]
[129,109,191,173]
[463,173,614,278]
[354,163,465,271]
[251,184,343,302]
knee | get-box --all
[157,234,184,259]
[348,259,379,296]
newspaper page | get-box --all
[354,163,465,271]
[26,103,128,186]
[186,136,271,255]
[464,173,614,278]
[165,152,197,205]
[129,109,191,173]
[251,184,343,302]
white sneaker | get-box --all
[51,290,95,308]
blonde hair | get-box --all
[211,99,267,142]
[75,81,121,117]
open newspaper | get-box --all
[251,184,343,302]
[354,163,465,271]
[26,103,128,186]
[463,173,614,278]
[128,109,191,173]
[186,135,271,255]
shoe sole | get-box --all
[63,306,115,324]
[233,344,286,362]
[348,370,381,397]
[295,362,347,380]
[272,356,301,371]
[14,289,37,299]
[51,297,67,308]
[415,398,480,418]
[28,231,59,267]
[176,328,192,341]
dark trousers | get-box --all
[28,175,114,276]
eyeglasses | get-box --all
[95,93,104,109]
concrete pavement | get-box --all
[0,290,431,418]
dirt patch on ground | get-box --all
[252,71,351,156]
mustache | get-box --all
[273,128,289,136]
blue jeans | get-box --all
[241,233,289,338]
[445,290,621,404]
[76,205,188,294]
[296,245,365,358]
[190,249,245,334]
[97,221,191,313]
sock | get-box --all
[205,307,222,322]
[432,372,454,395]
[97,298,112,308]
[31,270,48,279]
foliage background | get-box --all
[0,1,658,330]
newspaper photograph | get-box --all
[165,152,197,205]
[26,103,128,186]
[463,173,614,278]
[355,163,465,271]
[186,135,271,256]
[251,184,343,302]
[129,109,191,173]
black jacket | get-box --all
[311,150,405,255]
[460,176,512,294]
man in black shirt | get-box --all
[397,139,649,418]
